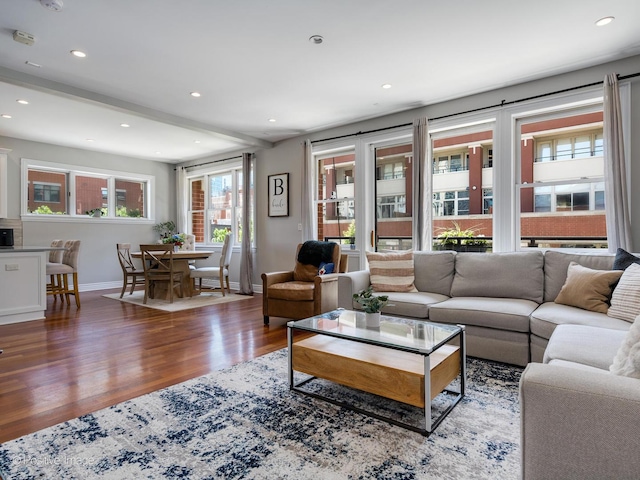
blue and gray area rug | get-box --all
[0,350,522,479]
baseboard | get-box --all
[79,280,263,293]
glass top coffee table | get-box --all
[287,309,466,436]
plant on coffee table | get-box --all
[353,285,389,313]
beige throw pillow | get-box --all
[608,263,640,322]
[554,262,622,313]
[367,250,418,293]
[610,314,640,379]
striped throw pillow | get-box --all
[367,251,418,292]
[608,263,640,322]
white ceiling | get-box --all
[1,0,640,163]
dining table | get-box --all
[131,249,215,300]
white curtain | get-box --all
[412,117,430,250]
[301,139,315,240]
[603,74,632,252]
[238,152,254,294]
[175,166,187,234]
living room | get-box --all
[1,1,640,478]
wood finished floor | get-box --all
[0,288,293,444]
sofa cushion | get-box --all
[450,251,544,303]
[530,302,631,341]
[355,291,448,319]
[608,263,640,322]
[543,251,615,302]
[554,262,622,313]
[543,324,627,370]
[613,248,640,270]
[428,297,536,332]
[610,314,640,379]
[367,250,418,293]
[412,251,456,296]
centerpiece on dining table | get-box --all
[162,233,187,251]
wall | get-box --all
[250,55,640,284]
[0,136,175,288]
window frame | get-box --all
[21,158,154,223]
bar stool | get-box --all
[46,240,81,307]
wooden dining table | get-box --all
[132,249,215,300]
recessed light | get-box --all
[1,114,12,119]
[86,138,94,142]
[155,151,162,155]
[120,123,130,128]
[381,84,392,89]
[70,50,87,58]
[268,118,276,123]
[309,35,324,44]
[194,140,201,144]
[16,99,29,105]
[595,16,614,26]
[190,92,201,97]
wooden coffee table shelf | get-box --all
[292,335,460,408]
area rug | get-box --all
[0,350,523,479]
[102,291,251,312]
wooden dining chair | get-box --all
[140,244,183,304]
[116,243,145,298]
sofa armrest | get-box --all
[337,270,371,309]
[520,362,640,480]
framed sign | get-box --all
[268,173,289,217]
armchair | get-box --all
[261,241,347,325]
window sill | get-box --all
[21,214,155,225]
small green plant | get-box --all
[32,205,64,215]
[153,221,176,238]
[435,221,487,246]
[353,285,389,313]
[85,208,105,217]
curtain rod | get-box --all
[174,154,245,171]
[311,71,640,144]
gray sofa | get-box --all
[337,250,630,366]
[339,249,639,479]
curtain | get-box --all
[603,74,632,252]
[301,139,315,240]
[412,117,430,250]
[175,166,187,234]
[238,152,254,294]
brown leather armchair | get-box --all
[261,241,348,325]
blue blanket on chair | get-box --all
[297,241,336,267]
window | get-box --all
[187,164,250,246]
[22,159,152,219]
[535,131,603,162]
[433,190,469,216]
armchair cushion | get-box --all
[267,281,316,301]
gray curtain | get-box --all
[603,74,632,252]
[175,166,187,233]
[301,139,314,240]
[238,152,254,294]
[412,117,430,250]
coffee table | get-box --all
[287,309,465,436]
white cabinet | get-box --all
[0,249,47,324]
[0,150,7,218]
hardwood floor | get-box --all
[0,288,293,444]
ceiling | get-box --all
[1,0,640,163]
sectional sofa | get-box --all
[337,249,640,479]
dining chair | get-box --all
[140,244,183,304]
[190,233,233,296]
[116,243,145,298]
[46,239,81,307]
[46,239,65,301]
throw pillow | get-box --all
[610,314,640,379]
[554,262,623,313]
[608,263,640,322]
[366,250,418,293]
[318,262,334,275]
[613,248,640,271]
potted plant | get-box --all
[153,221,176,240]
[85,208,104,217]
[162,233,186,251]
[434,221,488,252]
[353,285,389,327]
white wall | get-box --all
[0,136,175,287]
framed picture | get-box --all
[268,173,289,217]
